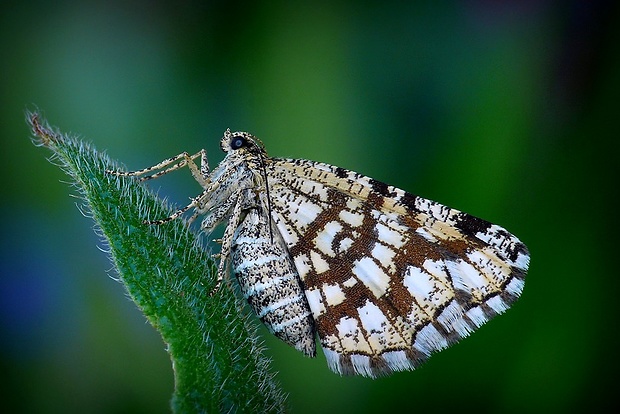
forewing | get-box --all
[267,158,529,378]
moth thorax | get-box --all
[231,209,316,357]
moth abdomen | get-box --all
[232,209,316,357]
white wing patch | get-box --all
[352,257,391,298]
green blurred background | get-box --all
[1,1,617,413]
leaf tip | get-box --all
[26,109,61,147]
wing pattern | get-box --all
[267,158,528,377]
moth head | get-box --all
[221,128,266,156]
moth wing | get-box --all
[267,158,529,377]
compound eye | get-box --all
[230,136,247,150]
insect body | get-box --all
[111,129,529,378]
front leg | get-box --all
[107,149,210,187]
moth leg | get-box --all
[200,191,251,294]
[216,200,244,292]
[199,149,209,181]
[199,192,238,234]
[107,149,209,187]
[145,191,207,225]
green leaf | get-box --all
[27,111,287,413]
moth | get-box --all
[111,129,529,378]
